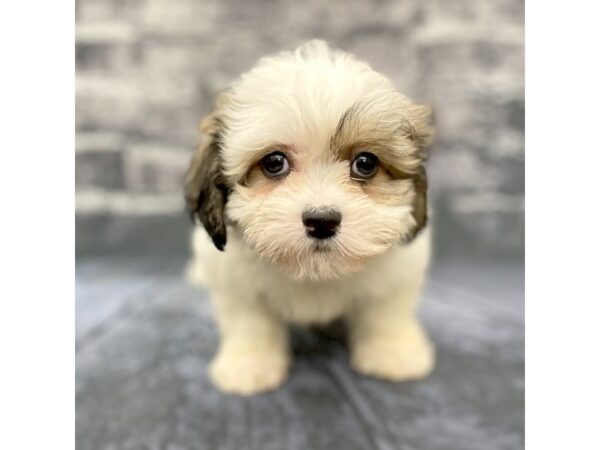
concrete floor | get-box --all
[76,221,523,450]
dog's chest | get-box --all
[232,243,420,325]
[255,259,404,325]
[258,281,360,325]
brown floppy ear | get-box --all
[406,104,434,241]
[184,98,230,251]
[407,166,429,241]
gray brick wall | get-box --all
[76,0,524,256]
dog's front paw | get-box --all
[209,344,290,396]
[350,331,435,382]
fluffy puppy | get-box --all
[185,40,435,395]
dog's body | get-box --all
[185,41,435,395]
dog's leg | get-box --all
[347,281,434,382]
[208,294,289,395]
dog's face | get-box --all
[185,41,433,280]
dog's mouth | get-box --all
[309,238,335,253]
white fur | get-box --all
[188,225,434,395]
[187,41,434,395]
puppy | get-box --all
[185,40,435,395]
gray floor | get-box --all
[76,218,524,450]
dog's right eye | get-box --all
[261,151,291,178]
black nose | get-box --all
[302,207,342,240]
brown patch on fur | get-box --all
[408,167,428,240]
[343,142,418,181]
[332,98,433,172]
[332,98,433,241]
[184,94,231,250]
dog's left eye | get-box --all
[351,152,379,179]
[261,151,291,178]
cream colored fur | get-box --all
[186,40,435,395]
[188,225,433,395]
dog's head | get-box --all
[185,41,434,280]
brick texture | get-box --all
[76,0,524,256]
